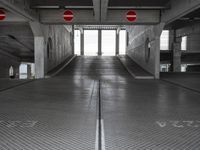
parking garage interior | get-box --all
[0,0,200,149]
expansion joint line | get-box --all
[96,80,105,150]
[98,80,102,150]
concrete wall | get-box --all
[176,23,200,52]
[0,23,33,78]
[0,24,73,78]
[42,25,73,73]
[0,54,20,78]
[187,34,200,52]
[30,23,73,78]
[126,24,164,79]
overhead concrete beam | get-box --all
[101,0,109,21]
[92,0,100,22]
[21,57,34,63]
[39,9,160,24]
[176,23,200,37]
[31,5,168,10]
[161,0,200,24]
[0,0,38,21]
[108,6,169,10]
[0,10,27,22]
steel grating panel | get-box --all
[0,77,97,150]
[0,56,200,149]
[101,79,200,150]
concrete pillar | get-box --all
[71,25,75,55]
[169,30,175,50]
[27,64,32,79]
[169,30,175,72]
[29,22,46,79]
[98,30,102,56]
[173,37,182,72]
[126,31,129,47]
[80,29,84,56]
[116,29,120,55]
[34,37,45,78]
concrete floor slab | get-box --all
[101,79,200,149]
[0,79,30,92]
[161,72,200,93]
[118,55,154,79]
[0,56,200,149]
[0,78,97,149]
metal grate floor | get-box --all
[0,56,200,149]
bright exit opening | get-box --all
[19,63,35,79]
[74,30,81,56]
[160,30,169,50]
[119,30,126,55]
[102,30,116,56]
[84,30,98,56]
[74,29,127,56]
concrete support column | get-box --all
[27,64,32,79]
[71,25,75,55]
[98,30,102,56]
[29,22,46,79]
[116,29,120,55]
[80,30,84,56]
[169,30,175,50]
[173,37,182,72]
[34,37,45,78]
[126,31,129,47]
[169,30,175,72]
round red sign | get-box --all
[0,10,6,21]
[126,10,137,22]
[63,10,74,22]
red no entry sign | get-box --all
[0,10,6,21]
[63,10,74,22]
[126,10,137,22]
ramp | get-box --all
[118,55,154,79]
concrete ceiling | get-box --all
[0,23,34,62]
[165,8,200,30]
[30,0,170,7]
[108,0,170,7]
[30,0,170,10]
[30,0,93,7]
[0,0,200,64]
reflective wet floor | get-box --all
[0,56,200,149]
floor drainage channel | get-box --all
[95,80,105,150]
